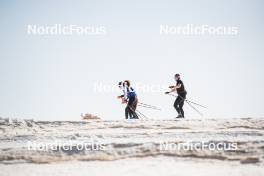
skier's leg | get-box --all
[131,97,139,119]
[179,99,185,117]
[125,106,130,119]
[174,97,181,115]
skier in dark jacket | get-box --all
[167,74,187,118]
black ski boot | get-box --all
[176,114,184,118]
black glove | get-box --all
[165,91,170,94]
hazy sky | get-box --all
[0,0,263,120]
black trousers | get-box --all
[125,96,139,119]
[174,92,187,117]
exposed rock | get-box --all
[240,157,260,164]
[81,113,101,120]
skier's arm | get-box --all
[166,84,182,94]
[175,84,181,89]
[170,87,177,92]
[117,95,124,99]
[123,85,128,100]
[165,87,176,94]
[168,84,181,92]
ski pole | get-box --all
[185,100,207,109]
[135,109,148,119]
[165,92,207,109]
[177,94,207,109]
[165,92,204,117]
[127,105,148,120]
[185,100,203,116]
[138,104,162,110]
[129,105,148,119]
[138,102,161,110]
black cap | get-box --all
[175,73,180,77]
